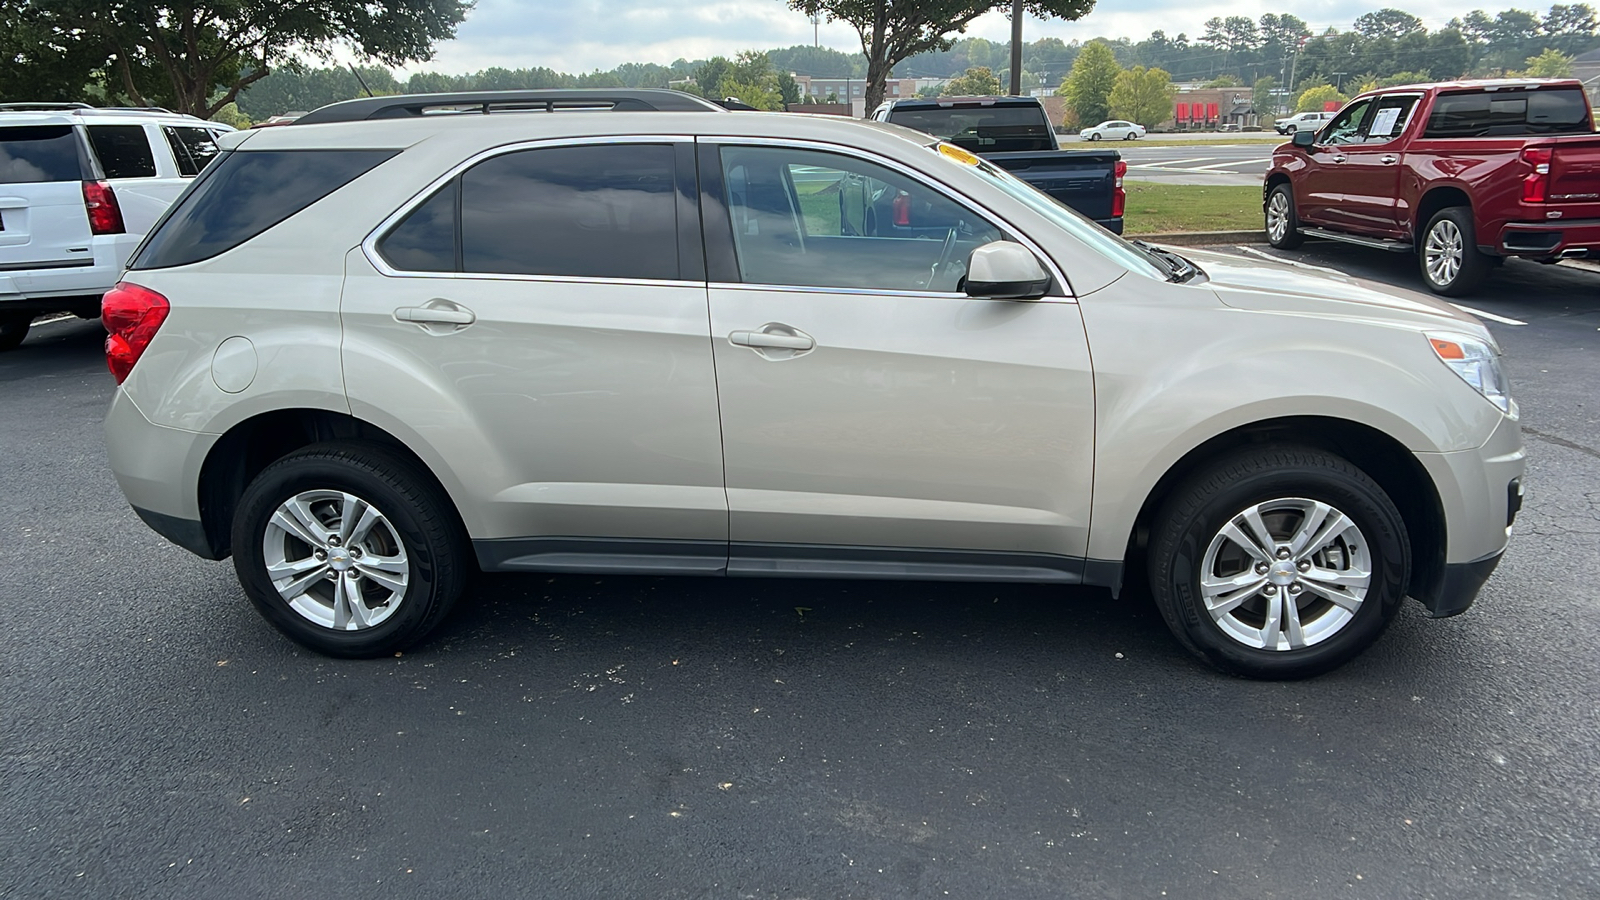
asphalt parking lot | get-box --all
[3,249,1598,899]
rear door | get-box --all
[700,139,1097,578]
[0,123,94,282]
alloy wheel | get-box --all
[1266,191,1290,242]
[1425,218,1464,286]
[262,489,410,630]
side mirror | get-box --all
[965,241,1050,299]
[1292,130,1317,149]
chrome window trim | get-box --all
[709,281,968,300]
[362,134,701,286]
[698,134,1076,301]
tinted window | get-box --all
[377,179,459,272]
[1425,88,1592,137]
[1360,95,1420,143]
[0,125,85,183]
[164,126,222,176]
[887,105,1052,152]
[719,145,1006,292]
[87,124,156,178]
[1321,100,1373,145]
[133,149,396,269]
[460,144,678,279]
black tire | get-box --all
[1418,206,1490,297]
[0,313,31,352]
[231,442,469,657]
[1265,183,1304,250]
[1146,446,1410,680]
[1285,125,1297,134]
[1088,132,1101,141]
[1124,131,1136,140]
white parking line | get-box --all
[1190,158,1271,171]
[1231,246,1529,326]
[1127,156,1218,167]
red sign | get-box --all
[1175,102,1189,121]
[1207,102,1219,119]
[1324,101,1340,111]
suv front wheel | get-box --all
[1147,446,1409,679]
[1265,184,1303,250]
[231,443,468,657]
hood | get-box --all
[1167,245,1493,339]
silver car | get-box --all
[102,90,1524,678]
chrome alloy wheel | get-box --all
[1424,217,1464,286]
[1266,191,1291,242]
[262,490,410,630]
[1198,498,1372,651]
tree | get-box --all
[787,0,1095,112]
[16,0,470,118]
[1061,40,1119,126]
[1296,83,1347,113]
[943,65,1002,95]
[209,101,251,128]
[777,70,801,104]
[1252,75,1279,117]
[1353,8,1424,39]
[1108,65,1172,127]
[1521,48,1575,78]
[1205,74,1243,87]
[696,56,734,97]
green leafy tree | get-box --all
[1377,70,1431,87]
[1061,40,1119,126]
[1296,83,1347,113]
[14,0,470,118]
[916,81,944,99]
[943,65,1002,96]
[1252,76,1278,117]
[209,101,250,128]
[787,0,1096,112]
[777,70,800,104]
[1353,8,1424,38]
[1521,48,1575,77]
[696,56,734,97]
[1108,65,1173,126]
[1204,74,1243,88]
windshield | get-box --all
[891,105,1054,153]
[943,145,1168,280]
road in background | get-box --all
[3,253,1598,899]
[1118,143,1277,185]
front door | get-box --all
[1323,93,1421,238]
[700,141,1096,579]
[1295,98,1374,228]
[340,139,728,572]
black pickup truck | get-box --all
[872,96,1126,233]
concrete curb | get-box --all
[1128,230,1265,246]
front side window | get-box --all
[718,145,1006,292]
[1320,100,1374,145]
[86,124,156,179]
[1360,95,1421,143]
[460,143,678,280]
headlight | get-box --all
[1427,332,1514,414]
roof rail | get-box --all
[293,89,725,125]
[0,102,95,112]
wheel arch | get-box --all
[1119,415,1446,606]
[1413,185,1473,244]
[195,409,467,560]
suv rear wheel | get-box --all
[1420,207,1490,296]
[0,313,31,352]
[231,443,468,657]
[1147,446,1409,679]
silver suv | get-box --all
[103,90,1524,678]
[0,103,230,349]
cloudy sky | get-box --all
[405,0,1476,76]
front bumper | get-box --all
[1411,414,1525,617]
[1422,550,1505,618]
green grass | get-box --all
[1122,182,1263,235]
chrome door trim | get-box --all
[698,134,1078,302]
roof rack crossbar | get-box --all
[293,89,725,125]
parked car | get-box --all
[873,96,1127,233]
[104,89,1523,679]
[1080,120,1147,141]
[1274,111,1333,134]
[0,103,231,349]
[1265,78,1600,295]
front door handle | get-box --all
[394,299,476,334]
[1331,154,1347,164]
[728,323,815,359]
[1380,154,1398,165]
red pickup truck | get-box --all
[1263,79,1600,295]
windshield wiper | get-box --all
[1131,239,1199,283]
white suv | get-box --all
[102,90,1524,678]
[0,103,230,349]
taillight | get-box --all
[1112,159,1127,218]
[892,191,912,226]
[1521,146,1553,203]
[102,282,169,384]
[82,180,125,234]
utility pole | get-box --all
[1010,0,1024,96]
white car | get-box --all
[1274,111,1333,134]
[0,103,231,350]
[1079,120,1146,141]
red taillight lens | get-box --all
[1112,159,1127,218]
[892,191,912,226]
[82,180,125,234]
[102,282,169,384]
[1521,146,1553,203]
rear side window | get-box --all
[377,179,458,272]
[87,124,157,178]
[163,126,222,176]
[1425,88,1592,137]
[0,125,85,184]
[132,148,396,269]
